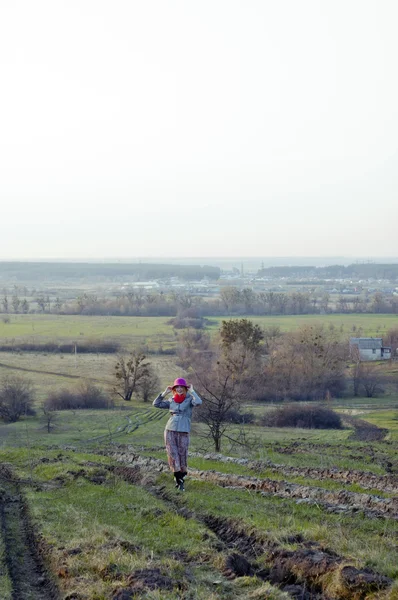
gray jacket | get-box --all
[152,390,202,432]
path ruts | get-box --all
[109,451,398,520]
[107,453,393,600]
[188,451,398,493]
[0,465,59,600]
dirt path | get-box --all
[343,415,389,441]
[0,465,59,600]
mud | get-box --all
[112,567,176,598]
[0,464,60,600]
[192,469,398,519]
[269,441,398,473]
[188,451,398,493]
[109,451,398,519]
[205,515,392,600]
[108,451,395,600]
[343,415,389,442]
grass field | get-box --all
[0,314,175,351]
[0,313,397,350]
[0,403,397,599]
[1,313,398,598]
[0,352,182,402]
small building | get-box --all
[350,338,392,361]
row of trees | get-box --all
[2,288,398,318]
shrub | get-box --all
[45,383,113,410]
[168,317,206,329]
[0,340,120,353]
[0,375,36,422]
[261,404,342,429]
[224,408,256,424]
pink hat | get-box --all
[172,377,188,389]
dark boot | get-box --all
[174,472,182,488]
[178,471,186,492]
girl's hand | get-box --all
[163,386,172,396]
[188,384,194,392]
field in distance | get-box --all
[0,313,397,350]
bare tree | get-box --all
[41,402,59,432]
[11,294,20,313]
[21,299,29,313]
[191,340,260,452]
[263,325,348,401]
[356,363,387,398]
[136,365,161,402]
[1,295,9,313]
[114,351,151,401]
[0,376,36,423]
[350,345,362,397]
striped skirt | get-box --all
[164,429,190,472]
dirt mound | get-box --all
[268,548,392,599]
[112,568,175,598]
[189,451,398,493]
[192,468,398,520]
[224,552,254,577]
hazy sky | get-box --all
[0,1,397,260]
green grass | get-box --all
[1,313,398,597]
[1,312,397,350]
[140,451,394,497]
[0,449,263,600]
[0,314,175,350]
[207,313,398,336]
[0,352,183,403]
[1,407,397,597]
[176,475,398,578]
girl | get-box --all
[153,377,202,491]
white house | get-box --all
[350,338,391,361]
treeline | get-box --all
[0,261,220,281]
[258,263,398,280]
[2,287,398,317]
[218,288,398,315]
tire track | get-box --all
[109,451,398,520]
[105,456,393,600]
[0,465,59,600]
[188,451,398,494]
[0,360,106,382]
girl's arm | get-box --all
[189,385,202,406]
[153,386,172,409]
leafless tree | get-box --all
[41,402,59,432]
[263,325,348,401]
[356,363,388,398]
[11,294,20,313]
[136,365,161,402]
[114,351,151,401]
[1,295,8,313]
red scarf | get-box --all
[173,392,186,404]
